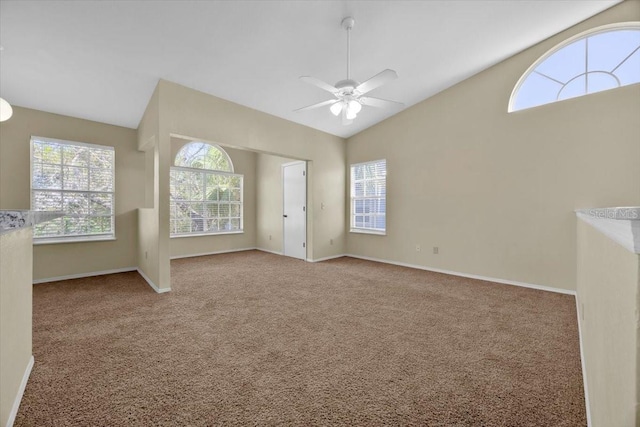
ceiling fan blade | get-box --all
[355,69,398,95]
[341,108,353,126]
[359,96,404,109]
[294,99,338,113]
[300,76,340,94]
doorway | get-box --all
[282,161,307,260]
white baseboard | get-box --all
[32,267,137,284]
[575,296,592,426]
[256,248,283,256]
[136,268,170,294]
[30,251,574,295]
[307,253,346,263]
[5,355,34,427]
[344,253,576,295]
[170,247,257,260]
[257,250,344,262]
[31,266,172,295]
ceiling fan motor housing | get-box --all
[335,79,360,97]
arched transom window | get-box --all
[174,141,233,172]
[510,23,640,112]
[170,142,243,236]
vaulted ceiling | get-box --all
[0,1,620,138]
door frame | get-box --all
[281,160,307,260]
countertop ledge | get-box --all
[0,210,64,235]
[576,207,640,254]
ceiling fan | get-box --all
[295,16,403,125]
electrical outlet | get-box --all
[330,239,334,245]
[433,247,439,255]
[415,244,421,252]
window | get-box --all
[350,159,386,234]
[510,23,640,112]
[170,142,243,236]
[31,136,115,242]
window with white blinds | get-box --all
[31,137,115,241]
[350,159,386,234]
[170,142,243,236]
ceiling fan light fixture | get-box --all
[347,100,362,115]
[0,97,13,122]
[345,100,361,119]
[330,101,343,116]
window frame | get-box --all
[169,142,244,238]
[30,136,116,244]
[350,159,387,236]
[509,21,640,112]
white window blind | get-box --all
[351,159,386,233]
[170,168,243,235]
[31,137,115,241]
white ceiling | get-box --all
[0,0,620,138]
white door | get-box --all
[283,161,307,260]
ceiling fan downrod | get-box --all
[342,16,355,81]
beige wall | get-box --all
[346,1,640,291]
[577,219,639,426]
[136,84,165,289]
[159,79,347,262]
[135,79,345,288]
[0,228,33,427]
[169,138,258,258]
[256,153,298,254]
[0,107,145,281]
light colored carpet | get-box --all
[15,250,586,426]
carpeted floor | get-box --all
[15,250,586,426]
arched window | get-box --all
[174,141,233,172]
[170,142,243,236]
[509,23,640,112]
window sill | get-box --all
[34,236,116,245]
[350,229,386,236]
[171,231,244,239]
